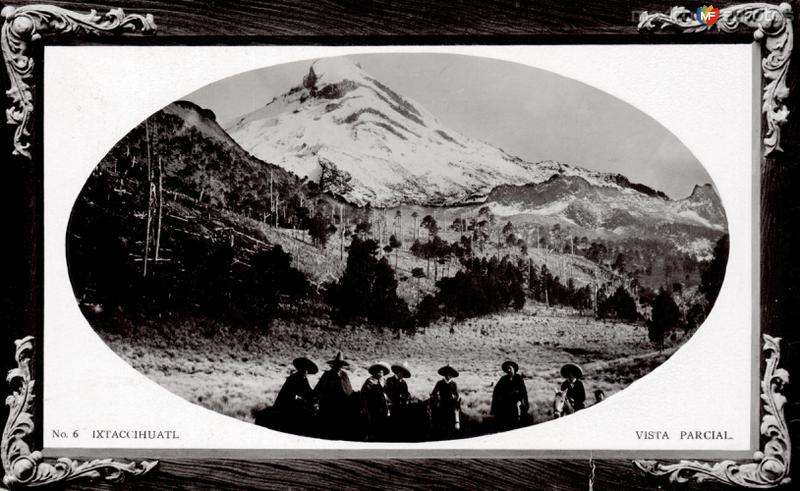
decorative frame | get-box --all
[635,334,791,487]
[2,337,157,487]
[1,4,156,159]
[638,2,793,157]
[0,1,796,489]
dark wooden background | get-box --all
[1,0,798,489]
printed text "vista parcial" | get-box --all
[635,430,733,440]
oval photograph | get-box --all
[67,53,729,442]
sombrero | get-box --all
[560,363,583,379]
[391,362,412,378]
[326,352,350,367]
[501,360,519,373]
[292,356,318,375]
[368,361,391,376]
[437,364,459,378]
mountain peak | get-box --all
[224,60,685,208]
[307,57,370,86]
[687,183,715,200]
[675,182,726,228]
[170,100,217,121]
[164,100,235,147]
[226,58,554,206]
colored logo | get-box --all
[697,5,720,25]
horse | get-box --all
[552,389,575,418]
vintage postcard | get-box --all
[2,2,795,488]
[41,44,757,457]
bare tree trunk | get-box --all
[399,211,403,244]
[269,170,273,220]
[154,155,164,262]
[274,192,280,228]
[340,204,345,261]
[142,120,153,278]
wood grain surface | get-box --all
[61,458,739,490]
[1,0,798,489]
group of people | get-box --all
[269,351,592,441]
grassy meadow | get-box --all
[97,303,684,427]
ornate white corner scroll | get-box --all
[2,337,158,487]
[635,334,791,488]
[639,2,793,157]
[1,4,157,159]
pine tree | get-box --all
[650,289,682,349]
[700,234,729,306]
[326,236,410,329]
[528,260,540,299]
[389,234,401,268]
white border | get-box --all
[42,44,755,453]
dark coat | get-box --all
[431,379,460,410]
[273,372,315,434]
[490,373,529,427]
[430,379,460,436]
[313,368,356,439]
[361,377,390,420]
[315,369,353,404]
[385,375,410,407]
[274,372,314,411]
[314,369,353,424]
[560,379,586,410]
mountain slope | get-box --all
[480,174,725,260]
[226,58,566,207]
[485,175,725,232]
[159,100,306,210]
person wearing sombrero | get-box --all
[430,364,461,438]
[490,360,529,431]
[314,352,354,438]
[384,362,412,441]
[560,363,586,411]
[273,357,319,435]
[386,362,411,408]
[361,361,392,441]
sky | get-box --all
[186,53,712,199]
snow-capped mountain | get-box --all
[223,57,726,245]
[226,58,592,207]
